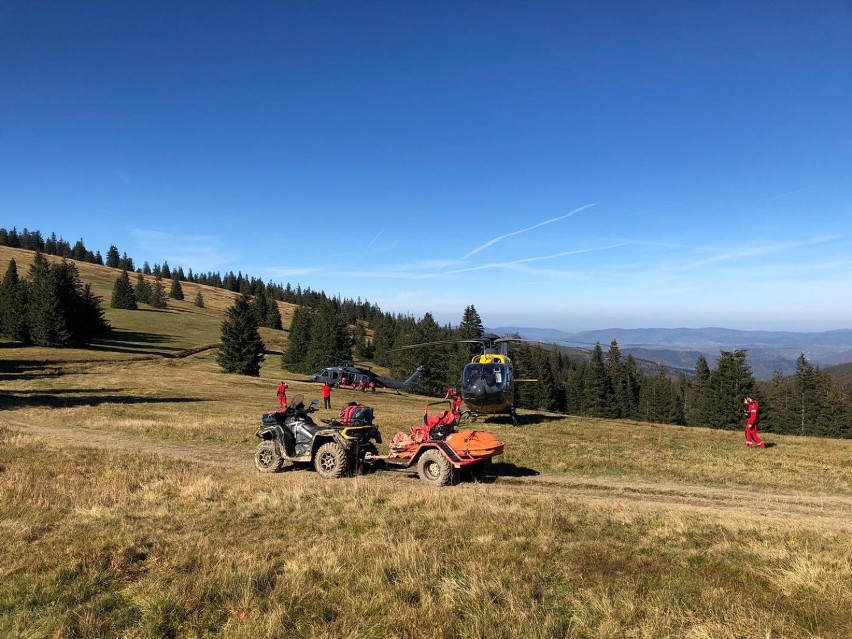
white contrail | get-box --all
[451,242,625,274]
[463,203,598,259]
[367,229,384,247]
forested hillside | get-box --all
[3,227,851,439]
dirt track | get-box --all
[6,418,852,533]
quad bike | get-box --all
[254,395,381,478]
[366,399,504,487]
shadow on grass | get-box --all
[492,461,540,477]
[88,329,182,356]
[0,391,204,410]
[470,412,564,427]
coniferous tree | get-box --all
[705,350,755,429]
[282,305,314,372]
[71,282,110,344]
[535,351,561,412]
[304,304,352,374]
[194,290,205,308]
[169,273,185,300]
[25,256,108,346]
[265,295,283,330]
[217,293,265,376]
[150,275,168,309]
[110,270,138,309]
[134,272,152,305]
[584,343,614,417]
[105,245,121,268]
[685,355,712,426]
[0,258,29,342]
[26,253,70,346]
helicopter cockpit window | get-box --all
[463,364,482,386]
[464,364,509,389]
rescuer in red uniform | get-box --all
[744,396,765,448]
[277,381,289,409]
[322,382,332,409]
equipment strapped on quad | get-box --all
[337,402,374,426]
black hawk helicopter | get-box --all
[398,333,535,426]
[309,357,426,391]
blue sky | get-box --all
[3,1,852,331]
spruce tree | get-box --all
[265,295,283,330]
[282,305,314,371]
[106,245,120,268]
[705,350,755,429]
[194,290,205,308]
[0,258,29,342]
[150,275,168,309]
[135,272,152,305]
[685,355,712,426]
[110,270,138,309]
[169,273,185,300]
[217,293,265,376]
[584,343,614,417]
[27,253,71,346]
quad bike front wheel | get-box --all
[314,442,350,479]
[417,449,458,487]
[255,440,283,473]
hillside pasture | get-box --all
[1,247,851,637]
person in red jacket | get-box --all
[276,381,288,409]
[744,396,765,448]
[322,382,332,409]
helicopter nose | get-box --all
[472,380,487,398]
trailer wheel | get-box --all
[255,441,283,473]
[314,442,350,479]
[417,449,456,487]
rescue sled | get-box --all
[367,399,504,487]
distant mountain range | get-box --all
[488,326,852,380]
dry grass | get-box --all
[1,245,851,637]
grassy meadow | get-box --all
[1,246,851,638]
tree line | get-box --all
[5,227,849,438]
[1,226,381,325]
[0,256,109,346]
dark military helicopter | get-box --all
[398,333,534,425]
[309,357,426,391]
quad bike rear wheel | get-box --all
[417,449,458,487]
[314,442,350,479]
[255,440,283,473]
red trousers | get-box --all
[745,424,764,448]
[278,396,287,409]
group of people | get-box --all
[340,376,376,393]
[276,378,371,412]
[280,380,768,449]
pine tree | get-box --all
[105,245,120,268]
[169,273,185,300]
[25,257,108,346]
[150,275,168,309]
[282,306,314,372]
[685,355,712,426]
[705,350,755,429]
[110,270,138,309]
[304,304,352,374]
[584,343,614,417]
[135,272,152,305]
[194,290,205,308]
[265,296,283,330]
[217,293,265,376]
[70,282,110,344]
[0,258,29,342]
[535,351,560,412]
[27,253,70,346]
